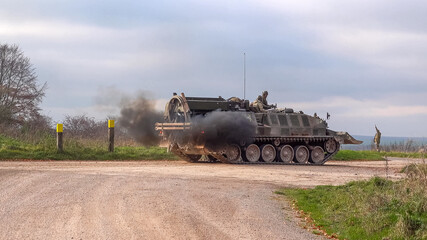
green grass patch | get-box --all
[333,150,384,161]
[0,134,177,160]
[333,150,425,161]
[277,175,427,240]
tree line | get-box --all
[0,43,138,145]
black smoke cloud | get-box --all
[118,96,257,146]
[96,87,256,146]
[118,93,163,146]
[192,111,257,145]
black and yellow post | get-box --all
[57,124,63,152]
[108,120,115,152]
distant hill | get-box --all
[342,135,427,151]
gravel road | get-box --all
[0,158,420,240]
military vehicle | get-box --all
[155,93,362,164]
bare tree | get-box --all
[0,43,46,124]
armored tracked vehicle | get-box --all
[155,93,362,164]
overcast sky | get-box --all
[1,0,426,137]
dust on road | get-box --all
[0,158,418,240]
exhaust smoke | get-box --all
[118,92,163,146]
[104,88,255,147]
[192,111,256,145]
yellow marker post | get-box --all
[108,120,115,128]
[56,124,63,133]
[56,124,63,152]
[108,120,115,152]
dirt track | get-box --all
[0,158,420,240]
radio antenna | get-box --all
[243,52,246,100]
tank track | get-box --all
[250,136,338,165]
[227,147,338,165]
[169,145,200,163]
[172,136,339,165]
[170,144,216,163]
[174,150,338,165]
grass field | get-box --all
[0,134,177,160]
[1,134,424,161]
[332,150,424,161]
[277,167,427,240]
[332,150,384,161]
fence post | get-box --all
[56,124,63,152]
[108,120,115,152]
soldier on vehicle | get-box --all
[228,97,242,103]
[251,91,275,112]
[374,125,381,152]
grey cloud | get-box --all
[1,0,427,137]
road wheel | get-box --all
[324,139,338,153]
[294,145,309,164]
[225,144,241,163]
[279,145,294,163]
[245,144,260,163]
[261,144,276,163]
[310,146,325,164]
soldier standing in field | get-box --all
[374,125,381,152]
